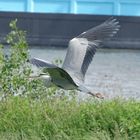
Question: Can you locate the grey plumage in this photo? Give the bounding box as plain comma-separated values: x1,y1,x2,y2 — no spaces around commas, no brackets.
30,18,120,98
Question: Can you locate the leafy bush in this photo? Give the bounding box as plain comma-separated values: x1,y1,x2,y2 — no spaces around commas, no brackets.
0,19,51,100
0,19,29,98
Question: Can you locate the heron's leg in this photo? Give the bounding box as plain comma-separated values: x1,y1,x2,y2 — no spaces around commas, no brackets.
78,85,104,99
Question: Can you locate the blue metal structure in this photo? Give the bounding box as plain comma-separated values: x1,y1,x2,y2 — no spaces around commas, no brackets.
0,0,140,16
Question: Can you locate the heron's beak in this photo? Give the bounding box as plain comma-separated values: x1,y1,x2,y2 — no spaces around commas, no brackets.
29,73,47,79
29,75,40,78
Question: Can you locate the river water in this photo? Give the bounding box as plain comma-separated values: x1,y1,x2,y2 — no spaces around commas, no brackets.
30,47,140,99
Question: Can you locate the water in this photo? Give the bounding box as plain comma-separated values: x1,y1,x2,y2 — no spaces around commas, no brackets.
30,47,140,99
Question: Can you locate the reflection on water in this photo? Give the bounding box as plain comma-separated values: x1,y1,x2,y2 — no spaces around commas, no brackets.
30,47,140,99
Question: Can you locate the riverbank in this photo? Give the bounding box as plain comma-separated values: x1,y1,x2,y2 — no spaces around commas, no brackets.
0,96,140,140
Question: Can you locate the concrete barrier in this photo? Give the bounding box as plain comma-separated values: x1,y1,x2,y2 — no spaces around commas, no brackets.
0,12,140,49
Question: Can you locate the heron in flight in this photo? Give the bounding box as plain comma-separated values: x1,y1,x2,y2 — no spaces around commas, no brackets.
30,18,120,98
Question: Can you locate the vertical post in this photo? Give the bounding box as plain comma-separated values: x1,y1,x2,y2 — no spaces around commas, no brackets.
26,0,34,12
114,0,119,15
70,0,77,14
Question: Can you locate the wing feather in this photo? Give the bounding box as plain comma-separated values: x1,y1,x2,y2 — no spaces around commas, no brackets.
62,18,120,82
78,18,120,41
30,58,57,68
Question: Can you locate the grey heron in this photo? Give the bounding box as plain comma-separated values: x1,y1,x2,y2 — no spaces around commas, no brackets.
30,18,120,99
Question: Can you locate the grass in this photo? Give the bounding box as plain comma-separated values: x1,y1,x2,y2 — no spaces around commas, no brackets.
0,97,140,140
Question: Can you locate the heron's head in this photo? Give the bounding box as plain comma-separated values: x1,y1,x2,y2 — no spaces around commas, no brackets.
29,73,52,87
39,73,51,80
29,73,50,80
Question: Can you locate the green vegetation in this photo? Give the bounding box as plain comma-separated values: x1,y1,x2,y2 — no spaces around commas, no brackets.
0,19,51,100
0,20,140,140
1,97,140,140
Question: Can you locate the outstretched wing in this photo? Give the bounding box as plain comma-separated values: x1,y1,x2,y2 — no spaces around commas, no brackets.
30,58,58,68
62,18,120,82
77,18,119,41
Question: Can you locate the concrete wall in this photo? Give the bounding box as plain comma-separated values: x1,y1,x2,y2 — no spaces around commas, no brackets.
0,12,140,49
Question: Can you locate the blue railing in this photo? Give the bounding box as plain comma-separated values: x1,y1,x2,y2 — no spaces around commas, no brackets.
0,0,140,16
